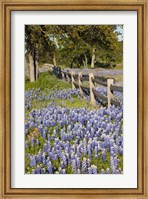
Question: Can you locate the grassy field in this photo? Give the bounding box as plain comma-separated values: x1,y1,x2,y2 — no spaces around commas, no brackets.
25,71,123,174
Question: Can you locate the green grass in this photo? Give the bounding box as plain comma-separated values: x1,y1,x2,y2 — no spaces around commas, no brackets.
25,71,71,92
98,74,123,83
112,64,123,70
96,63,123,70
53,97,92,109
117,154,123,170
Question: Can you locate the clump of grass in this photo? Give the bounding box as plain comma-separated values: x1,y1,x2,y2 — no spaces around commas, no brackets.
25,71,71,92
54,97,92,109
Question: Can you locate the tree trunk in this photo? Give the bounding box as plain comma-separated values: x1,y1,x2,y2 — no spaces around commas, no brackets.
91,48,96,68
84,54,88,68
25,55,29,78
53,53,56,66
83,60,85,68
33,49,37,81
35,59,39,80
29,52,35,82
35,49,39,80
70,60,73,68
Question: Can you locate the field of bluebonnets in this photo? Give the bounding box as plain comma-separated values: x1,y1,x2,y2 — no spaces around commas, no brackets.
25,70,123,174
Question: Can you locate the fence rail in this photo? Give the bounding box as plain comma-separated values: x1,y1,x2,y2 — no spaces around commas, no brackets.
92,88,120,106
80,85,90,94
52,66,123,107
80,76,89,82
110,85,123,92
73,82,79,88
92,88,108,102
92,79,107,87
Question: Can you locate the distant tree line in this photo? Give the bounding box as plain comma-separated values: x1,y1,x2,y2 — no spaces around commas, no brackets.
25,25,123,82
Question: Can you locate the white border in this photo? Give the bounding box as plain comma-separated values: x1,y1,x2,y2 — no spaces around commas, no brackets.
11,11,137,188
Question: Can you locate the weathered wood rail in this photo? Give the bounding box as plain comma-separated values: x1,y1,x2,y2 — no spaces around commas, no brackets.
52,66,123,107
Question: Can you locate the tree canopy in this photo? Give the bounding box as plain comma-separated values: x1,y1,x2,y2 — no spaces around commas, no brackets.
25,25,123,81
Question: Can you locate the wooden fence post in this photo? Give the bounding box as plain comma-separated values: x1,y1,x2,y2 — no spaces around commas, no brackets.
55,66,57,76
89,73,97,107
71,71,76,89
66,71,70,82
59,67,62,79
61,69,65,79
107,79,114,108
78,72,83,96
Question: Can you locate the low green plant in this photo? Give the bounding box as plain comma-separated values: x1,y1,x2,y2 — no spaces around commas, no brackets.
25,71,71,91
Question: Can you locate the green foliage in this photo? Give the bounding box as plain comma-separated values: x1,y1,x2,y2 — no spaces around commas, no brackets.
66,164,74,174
117,154,123,170
25,25,48,55
25,71,71,91
25,25,123,71
51,160,60,172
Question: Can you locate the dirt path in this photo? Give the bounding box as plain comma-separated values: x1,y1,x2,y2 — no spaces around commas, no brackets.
64,68,122,75
64,68,123,86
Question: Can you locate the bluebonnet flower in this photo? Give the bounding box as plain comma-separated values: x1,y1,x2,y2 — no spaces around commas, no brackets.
110,156,119,174
61,169,66,174
25,141,28,148
41,168,46,174
30,137,34,147
106,168,110,174
72,159,77,174
91,165,98,174
32,169,36,174
87,159,91,167
101,169,105,174
44,143,48,153
87,144,91,158
25,87,123,174
30,155,36,167
36,165,41,174
102,149,106,162
62,154,67,166
25,129,28,134
47,161,53,174
42,152,46,164
43,130,46,138
30,121,35,129
60,161,64,169
82,158,87,174
36,149,42,163
76,156,80,168
36,139,39,145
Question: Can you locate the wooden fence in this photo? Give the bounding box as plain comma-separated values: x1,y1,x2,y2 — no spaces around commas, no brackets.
52,66,123,107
